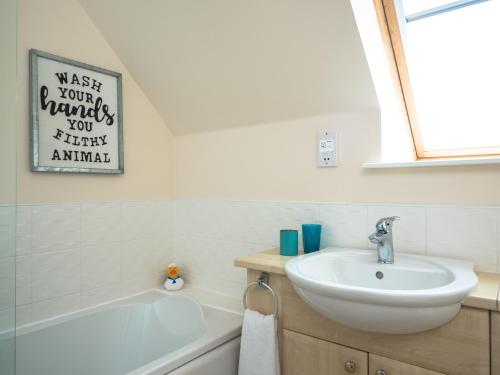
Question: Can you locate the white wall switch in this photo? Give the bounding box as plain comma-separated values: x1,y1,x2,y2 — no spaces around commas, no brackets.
317,130,337,167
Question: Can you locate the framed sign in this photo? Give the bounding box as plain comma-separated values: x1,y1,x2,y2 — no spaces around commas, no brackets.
30,49,123,174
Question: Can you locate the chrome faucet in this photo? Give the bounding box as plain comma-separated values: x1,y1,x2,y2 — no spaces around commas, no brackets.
368,216,400,264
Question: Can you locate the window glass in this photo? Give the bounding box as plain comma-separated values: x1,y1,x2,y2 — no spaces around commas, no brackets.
401,0,500,152
401,0,455,15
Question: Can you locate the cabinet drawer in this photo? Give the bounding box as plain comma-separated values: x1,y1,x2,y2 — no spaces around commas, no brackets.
369,354,444,375
282,329,368,375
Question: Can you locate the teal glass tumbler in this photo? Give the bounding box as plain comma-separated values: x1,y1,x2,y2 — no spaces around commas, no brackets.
280,229,298,256
302,224,321,253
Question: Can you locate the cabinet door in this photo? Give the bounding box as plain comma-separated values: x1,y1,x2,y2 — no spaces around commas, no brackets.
493,312,500,375
369,354,444,375
282,329,368,375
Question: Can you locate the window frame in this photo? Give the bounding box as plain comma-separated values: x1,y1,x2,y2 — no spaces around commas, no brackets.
374,0,500,159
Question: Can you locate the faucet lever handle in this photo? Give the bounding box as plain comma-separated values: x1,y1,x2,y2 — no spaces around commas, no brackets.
375,216,400,233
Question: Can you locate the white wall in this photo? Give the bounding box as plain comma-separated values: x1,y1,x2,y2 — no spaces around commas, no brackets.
173,112,500,298
12,0,500,320
0,0,17,203
78,0,378,135
0,4,17,373
175,112,500,205
17,0,176,203
6,0,177,325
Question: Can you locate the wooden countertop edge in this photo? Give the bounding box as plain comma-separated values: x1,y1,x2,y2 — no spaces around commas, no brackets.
234,252,287,275
463,295,498,311
465,271,500,311
234,249,500,311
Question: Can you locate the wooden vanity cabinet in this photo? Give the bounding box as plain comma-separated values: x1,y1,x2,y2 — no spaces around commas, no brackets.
246,269,491,375
281,329,444,375
369,354,444,375
282,329,368,375
493,312,500,375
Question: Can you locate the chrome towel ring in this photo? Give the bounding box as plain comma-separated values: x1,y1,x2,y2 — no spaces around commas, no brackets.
243,272,279,317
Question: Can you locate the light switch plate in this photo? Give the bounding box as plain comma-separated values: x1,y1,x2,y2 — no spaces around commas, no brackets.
317,130,337,167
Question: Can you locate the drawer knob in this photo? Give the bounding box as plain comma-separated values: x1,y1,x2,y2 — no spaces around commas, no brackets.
344,360,357,373
375,370,387,375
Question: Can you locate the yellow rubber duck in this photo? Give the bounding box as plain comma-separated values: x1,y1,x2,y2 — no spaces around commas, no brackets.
163,263,184,291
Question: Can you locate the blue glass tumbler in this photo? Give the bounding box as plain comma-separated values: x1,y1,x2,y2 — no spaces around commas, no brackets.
302,224,321,253
280,229,298,256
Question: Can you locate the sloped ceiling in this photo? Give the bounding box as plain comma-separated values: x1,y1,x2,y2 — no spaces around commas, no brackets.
78,0,377,135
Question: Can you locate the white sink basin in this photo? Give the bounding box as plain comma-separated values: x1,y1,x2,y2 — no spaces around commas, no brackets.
285,248,478,334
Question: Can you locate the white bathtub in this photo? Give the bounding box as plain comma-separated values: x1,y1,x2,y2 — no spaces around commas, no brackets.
15,290,243,375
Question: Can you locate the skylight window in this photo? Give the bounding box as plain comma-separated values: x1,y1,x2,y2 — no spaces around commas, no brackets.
378,0,500,158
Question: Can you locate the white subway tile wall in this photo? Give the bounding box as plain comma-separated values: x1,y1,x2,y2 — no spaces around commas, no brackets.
426,207,498,272
0,204,16,331
0,205,16,259
172,199,500,300
320,204,368,248
7,199,173,327
497,217,500,273
3,199,500,327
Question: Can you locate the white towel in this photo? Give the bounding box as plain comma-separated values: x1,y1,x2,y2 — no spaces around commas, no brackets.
238,309,281,375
